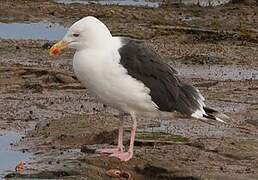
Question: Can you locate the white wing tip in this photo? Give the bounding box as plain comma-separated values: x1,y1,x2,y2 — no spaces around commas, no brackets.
191,109,205,119
215,117,226,123
191,110,227,124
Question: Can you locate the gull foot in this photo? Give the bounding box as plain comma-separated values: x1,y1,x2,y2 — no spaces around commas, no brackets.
96,148,123,154
109,152,133,161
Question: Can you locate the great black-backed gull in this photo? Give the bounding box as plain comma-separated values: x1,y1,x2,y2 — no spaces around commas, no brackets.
49,16,226,161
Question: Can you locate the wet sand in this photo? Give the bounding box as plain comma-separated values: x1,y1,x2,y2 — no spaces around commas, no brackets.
0,0,258,179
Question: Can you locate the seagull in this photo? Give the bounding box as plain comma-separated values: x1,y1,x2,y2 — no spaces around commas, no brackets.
49,16,226,161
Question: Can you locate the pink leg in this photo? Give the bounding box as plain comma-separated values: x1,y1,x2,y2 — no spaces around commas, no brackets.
110,112,137,161
96,121,124,154
117,121,124,150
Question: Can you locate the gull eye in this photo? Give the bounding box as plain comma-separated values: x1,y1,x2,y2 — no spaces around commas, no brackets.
73,33,80,37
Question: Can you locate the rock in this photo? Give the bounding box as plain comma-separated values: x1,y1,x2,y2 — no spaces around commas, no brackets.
53,73,77,84
135,164,200,180
93,130,117,145
5,170,80,179
81,145,96,154
23,80,43,93
42,42,53,49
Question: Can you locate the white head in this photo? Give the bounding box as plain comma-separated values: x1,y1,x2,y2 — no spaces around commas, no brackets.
49,16,113,56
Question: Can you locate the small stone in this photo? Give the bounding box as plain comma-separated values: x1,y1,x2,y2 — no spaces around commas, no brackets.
15,162,25,173
49,11,55,16
81,145,96,154
42,42,52,49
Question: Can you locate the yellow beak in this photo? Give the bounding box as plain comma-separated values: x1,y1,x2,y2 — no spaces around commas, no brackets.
49,41,68,57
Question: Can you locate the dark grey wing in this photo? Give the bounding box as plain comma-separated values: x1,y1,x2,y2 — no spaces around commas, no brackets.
118,39,202,116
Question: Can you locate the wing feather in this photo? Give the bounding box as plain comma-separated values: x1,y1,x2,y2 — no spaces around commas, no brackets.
118,39,198,115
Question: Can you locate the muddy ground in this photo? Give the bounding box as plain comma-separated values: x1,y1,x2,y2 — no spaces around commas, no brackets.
1,0,258,179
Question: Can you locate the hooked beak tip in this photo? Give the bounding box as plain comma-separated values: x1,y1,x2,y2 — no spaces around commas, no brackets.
49,41,68,57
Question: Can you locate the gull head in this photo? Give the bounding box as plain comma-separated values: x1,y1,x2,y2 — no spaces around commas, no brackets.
49,16,112,56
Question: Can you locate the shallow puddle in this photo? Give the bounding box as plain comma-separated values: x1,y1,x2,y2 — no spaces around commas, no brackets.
0,131,30,178
55,0,161,8
181,0,231,6
174,64,258,81
0,22,67,40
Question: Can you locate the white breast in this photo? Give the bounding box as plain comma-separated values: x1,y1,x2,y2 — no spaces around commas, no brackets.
73,48,158,114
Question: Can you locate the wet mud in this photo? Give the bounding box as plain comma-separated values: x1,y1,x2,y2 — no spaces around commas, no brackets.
0,0,258,179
